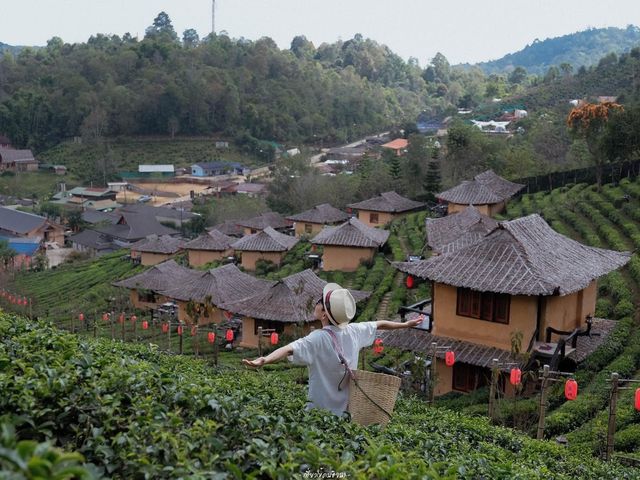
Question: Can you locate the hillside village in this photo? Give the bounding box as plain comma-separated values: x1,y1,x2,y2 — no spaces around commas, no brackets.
3,9,640,478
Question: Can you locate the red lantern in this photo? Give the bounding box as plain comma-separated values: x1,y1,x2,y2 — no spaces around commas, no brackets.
9,295,14,304
565,379,578,401
142,320,149,330
445,350,455,367
78,313,85,322
162,323,169,334
510,368,522,386
225,329,234,342
118,313,125,324
207,332,215,344
102,313,109,322
406,275,415,289
131,315,137,324
191,326,198,336
23,297,28,306
373,338,383,355
270,332,279,345
177,325,183,336
635,388,640,411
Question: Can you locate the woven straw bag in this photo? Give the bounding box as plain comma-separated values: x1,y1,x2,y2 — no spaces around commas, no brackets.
348,369,401,426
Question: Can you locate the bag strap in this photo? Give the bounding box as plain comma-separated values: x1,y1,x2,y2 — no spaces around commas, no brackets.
322,328,393,420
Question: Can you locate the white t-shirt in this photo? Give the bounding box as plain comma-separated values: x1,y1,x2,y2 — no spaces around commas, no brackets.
290,322,377,415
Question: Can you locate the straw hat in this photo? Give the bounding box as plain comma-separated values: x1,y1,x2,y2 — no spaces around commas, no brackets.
322,283,356,329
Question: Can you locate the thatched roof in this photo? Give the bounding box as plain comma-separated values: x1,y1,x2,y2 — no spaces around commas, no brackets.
395,214,630,296
209,220,244,237
312,217,389,248
113,260,200,291
129,235,185,254
380,327,525,369
222,269,370,323
162,264,273,304
348,191,425,213
184,229,234,251
287,203,350,225
236,212,292,231
437,170,524,205
426,205,498,254
231,227,299,252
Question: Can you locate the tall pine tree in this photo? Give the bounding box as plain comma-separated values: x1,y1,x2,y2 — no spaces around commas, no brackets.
423,159,441,202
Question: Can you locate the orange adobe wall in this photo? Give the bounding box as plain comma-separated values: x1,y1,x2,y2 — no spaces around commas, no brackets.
321,246,376,272
355,210,395,227
187,249,232,267
239,251,285,270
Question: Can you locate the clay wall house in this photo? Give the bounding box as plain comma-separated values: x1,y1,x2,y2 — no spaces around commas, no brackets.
0,148,38,172
236,212,293,235
113,260,199,310
436,170,524,216
390,214,630,396
286,203,350,238
184,229,235,267
347,191,425,227
129,235,185,266
231,227,299,270
222,269,370,349
312,217,389,272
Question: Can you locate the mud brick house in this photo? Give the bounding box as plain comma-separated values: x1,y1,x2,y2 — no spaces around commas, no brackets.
231,227,299,270
184,229,235,267
312,217,389,272
287,203,350,238
436,170,524,216
236,212,293,235
129,235,185,266
348,191,425,227
390,214,630,395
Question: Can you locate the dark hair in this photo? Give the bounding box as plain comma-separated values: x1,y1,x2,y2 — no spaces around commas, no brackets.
316,297,324,308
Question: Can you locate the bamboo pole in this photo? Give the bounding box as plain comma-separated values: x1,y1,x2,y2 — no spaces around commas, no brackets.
536,365,550,440
429,342,437,404
258,326,263,357
605,372,619,461
488,358,500,421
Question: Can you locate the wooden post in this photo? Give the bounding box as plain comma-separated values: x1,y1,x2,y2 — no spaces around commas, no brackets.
121,314,125,342
194,326,200,357
214,324,219,367
179,322,184,355
258,326,263,357
132,317,136,341
110,314,115,341
167,317,172,353
537,365,550,440
606,372,620,461
488,358,500,421
71,312,75,334
429,342,437,404
93,317,97,338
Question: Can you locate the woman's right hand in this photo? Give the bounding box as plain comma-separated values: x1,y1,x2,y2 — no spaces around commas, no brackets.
242,357,266,368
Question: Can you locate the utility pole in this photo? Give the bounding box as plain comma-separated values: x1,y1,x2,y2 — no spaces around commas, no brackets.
212,0,216,35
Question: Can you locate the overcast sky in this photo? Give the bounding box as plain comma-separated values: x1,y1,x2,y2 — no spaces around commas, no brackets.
3,0,640,65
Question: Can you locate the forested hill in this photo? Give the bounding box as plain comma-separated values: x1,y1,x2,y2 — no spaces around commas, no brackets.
0,42,24,55
0,14,430,152
471,26,640,75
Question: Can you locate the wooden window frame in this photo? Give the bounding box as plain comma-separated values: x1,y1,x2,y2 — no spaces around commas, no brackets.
369,212,379,224
254,319,285,335
304,223,313,234
456,288,510,324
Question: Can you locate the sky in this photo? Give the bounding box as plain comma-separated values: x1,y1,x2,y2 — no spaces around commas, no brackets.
2,0,640,65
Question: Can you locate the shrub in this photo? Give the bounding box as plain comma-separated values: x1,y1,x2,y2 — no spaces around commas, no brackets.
613,299,635,318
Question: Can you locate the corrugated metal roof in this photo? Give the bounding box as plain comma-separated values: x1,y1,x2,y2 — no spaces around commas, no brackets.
0,207,47,234
138,165,175,173
0,148,35,163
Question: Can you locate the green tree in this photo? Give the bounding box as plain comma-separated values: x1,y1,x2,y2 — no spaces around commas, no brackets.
422,159,441,202
182,29,200,48
145,12,178,42
508,66,527,84
567,102,623,187
0,240,16,270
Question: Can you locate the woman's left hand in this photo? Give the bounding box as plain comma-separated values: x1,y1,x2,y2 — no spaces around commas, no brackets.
242,357,266,368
